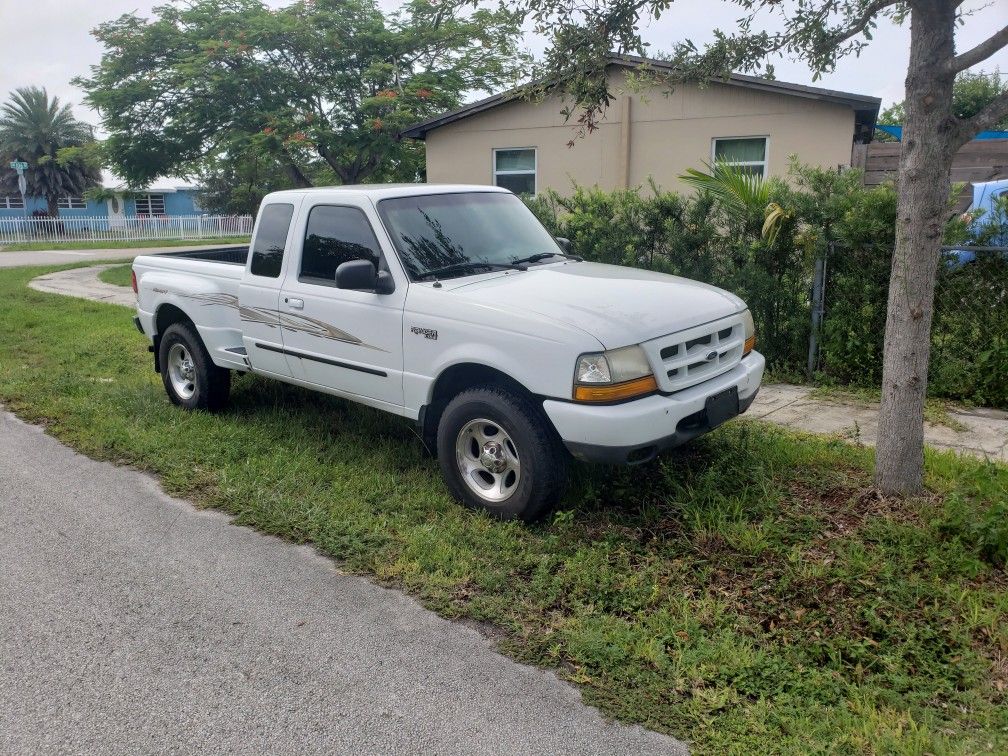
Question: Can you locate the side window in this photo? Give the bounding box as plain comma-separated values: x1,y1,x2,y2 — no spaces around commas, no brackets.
300,205,382,283
250,203,295,278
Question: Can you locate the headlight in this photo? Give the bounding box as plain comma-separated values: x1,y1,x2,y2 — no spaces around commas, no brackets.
742,309,756,356
573,345,657,402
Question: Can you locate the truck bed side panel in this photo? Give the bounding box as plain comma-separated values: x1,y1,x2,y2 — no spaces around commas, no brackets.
133,255,247,371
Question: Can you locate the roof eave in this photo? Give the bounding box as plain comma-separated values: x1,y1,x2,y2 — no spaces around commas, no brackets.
402,55,881,140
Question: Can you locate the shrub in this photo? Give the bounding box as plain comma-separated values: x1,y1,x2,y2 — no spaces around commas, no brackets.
525,164,1007,408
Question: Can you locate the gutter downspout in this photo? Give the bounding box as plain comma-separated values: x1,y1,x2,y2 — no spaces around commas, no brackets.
618,96,631,189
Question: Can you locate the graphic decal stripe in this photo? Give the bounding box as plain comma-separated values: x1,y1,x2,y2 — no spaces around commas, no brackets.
164,290,386,352
254,343,387,377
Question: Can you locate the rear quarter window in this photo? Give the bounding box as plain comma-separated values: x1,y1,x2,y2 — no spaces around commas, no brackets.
249,203,295,278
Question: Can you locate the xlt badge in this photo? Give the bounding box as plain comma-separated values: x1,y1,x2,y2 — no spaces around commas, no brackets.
411,326,438,341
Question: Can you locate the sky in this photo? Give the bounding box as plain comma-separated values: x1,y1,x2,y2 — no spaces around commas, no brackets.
1,0,1007,130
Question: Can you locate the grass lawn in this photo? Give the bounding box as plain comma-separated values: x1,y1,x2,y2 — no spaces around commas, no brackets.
98,263,133,288
0,236,250,252
1,263,1006,755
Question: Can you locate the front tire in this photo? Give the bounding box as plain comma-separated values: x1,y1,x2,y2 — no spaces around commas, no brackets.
159,322,230,411
436,387,567,522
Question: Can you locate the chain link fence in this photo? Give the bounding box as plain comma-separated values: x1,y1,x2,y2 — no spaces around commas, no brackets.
811,244,1008,408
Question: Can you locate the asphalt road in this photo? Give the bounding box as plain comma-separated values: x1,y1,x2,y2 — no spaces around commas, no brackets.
0,411,685,755
0,244,233,268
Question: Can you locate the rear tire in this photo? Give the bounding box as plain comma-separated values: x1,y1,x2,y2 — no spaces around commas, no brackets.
159,322,231,411
436,387,567,522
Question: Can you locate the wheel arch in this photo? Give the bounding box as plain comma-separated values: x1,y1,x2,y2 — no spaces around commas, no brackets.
419,362,538,451
152,303,198,373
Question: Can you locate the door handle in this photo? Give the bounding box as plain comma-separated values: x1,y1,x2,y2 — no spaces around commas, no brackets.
284,297,304,310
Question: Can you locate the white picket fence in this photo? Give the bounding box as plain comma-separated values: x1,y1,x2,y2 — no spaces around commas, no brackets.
0,214,254,245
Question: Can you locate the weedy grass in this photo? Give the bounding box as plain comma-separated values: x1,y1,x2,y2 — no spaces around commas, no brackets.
0,236,250,252
1,263,1006,755
98,264,133,288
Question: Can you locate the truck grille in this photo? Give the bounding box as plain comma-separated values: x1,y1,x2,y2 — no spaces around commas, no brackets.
643,313,746,393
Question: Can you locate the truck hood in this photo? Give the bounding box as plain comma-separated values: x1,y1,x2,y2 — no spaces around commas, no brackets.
445,261,745,348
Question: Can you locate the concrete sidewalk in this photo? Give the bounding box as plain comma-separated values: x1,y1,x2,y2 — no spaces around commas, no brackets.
750,385,1008,462
29,264,136,307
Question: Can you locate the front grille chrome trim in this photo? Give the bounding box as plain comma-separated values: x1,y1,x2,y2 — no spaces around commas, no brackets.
641,313,747,393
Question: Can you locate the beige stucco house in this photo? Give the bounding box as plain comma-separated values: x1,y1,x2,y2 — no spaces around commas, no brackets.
404,56,880,196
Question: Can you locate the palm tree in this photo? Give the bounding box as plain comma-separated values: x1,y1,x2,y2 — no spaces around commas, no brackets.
0,87,101,216
680,161,790,244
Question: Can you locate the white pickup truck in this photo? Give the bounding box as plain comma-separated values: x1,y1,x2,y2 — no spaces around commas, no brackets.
132,185,764,520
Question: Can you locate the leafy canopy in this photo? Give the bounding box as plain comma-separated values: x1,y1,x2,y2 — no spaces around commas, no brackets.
878,69,1008,135
77,0,529,187
0,86,101,214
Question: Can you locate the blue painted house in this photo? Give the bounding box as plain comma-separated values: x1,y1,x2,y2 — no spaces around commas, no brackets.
0,180,202,221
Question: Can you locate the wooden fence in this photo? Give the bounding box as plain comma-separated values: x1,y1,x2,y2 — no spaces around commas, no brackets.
0,214,254,245
852,139,1008,212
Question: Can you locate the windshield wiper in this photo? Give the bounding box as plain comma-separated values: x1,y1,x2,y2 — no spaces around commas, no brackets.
417,260,526,281
509,251,583,266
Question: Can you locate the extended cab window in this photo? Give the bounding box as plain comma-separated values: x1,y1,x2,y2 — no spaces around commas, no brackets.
300,205,382,283
249,203,295,278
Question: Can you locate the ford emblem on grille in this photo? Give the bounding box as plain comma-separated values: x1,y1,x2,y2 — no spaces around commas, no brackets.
705,350,718,361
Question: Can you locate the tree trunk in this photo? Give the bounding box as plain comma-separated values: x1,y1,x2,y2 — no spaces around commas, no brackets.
875,1,958,494
46,195,60,217
279,151,313,188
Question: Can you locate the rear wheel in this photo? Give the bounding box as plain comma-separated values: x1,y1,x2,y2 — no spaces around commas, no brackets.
436,387,567,522
159,322,230,411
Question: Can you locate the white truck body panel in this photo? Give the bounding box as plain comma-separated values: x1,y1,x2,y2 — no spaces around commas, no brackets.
133,183,765,463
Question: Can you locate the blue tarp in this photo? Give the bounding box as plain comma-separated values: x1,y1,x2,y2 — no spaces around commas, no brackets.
949,178,1008,264
876,124,1008,141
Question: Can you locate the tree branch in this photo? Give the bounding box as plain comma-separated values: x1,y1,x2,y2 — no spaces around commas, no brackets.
279,151,312,188
947,24,1008,74
822,0,902,51
952,87,1008,149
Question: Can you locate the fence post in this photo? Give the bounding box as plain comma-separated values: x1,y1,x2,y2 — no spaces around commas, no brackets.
807,241,829,379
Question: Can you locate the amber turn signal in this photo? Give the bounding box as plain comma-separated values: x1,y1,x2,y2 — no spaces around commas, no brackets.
743,335,756,356
574,375,658,403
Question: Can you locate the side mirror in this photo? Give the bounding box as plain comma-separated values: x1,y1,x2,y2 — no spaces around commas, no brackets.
556,237,572,253
334,259,395,294
375,269,395,295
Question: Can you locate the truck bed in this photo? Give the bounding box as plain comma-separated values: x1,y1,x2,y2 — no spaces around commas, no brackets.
154,245,249,265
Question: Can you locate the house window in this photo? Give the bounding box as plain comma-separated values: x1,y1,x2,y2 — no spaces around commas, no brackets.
493,148,536,195
2,196,24,209
135,193,167,216
712,137,768,178
57,196,87,210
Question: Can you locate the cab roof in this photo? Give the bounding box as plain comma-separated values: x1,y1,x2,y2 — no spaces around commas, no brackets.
263,183,511,202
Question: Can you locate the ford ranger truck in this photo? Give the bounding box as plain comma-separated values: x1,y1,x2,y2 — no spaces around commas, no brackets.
131,185,764,521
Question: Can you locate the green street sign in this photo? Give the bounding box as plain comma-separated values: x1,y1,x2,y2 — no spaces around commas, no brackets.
9,161,28,171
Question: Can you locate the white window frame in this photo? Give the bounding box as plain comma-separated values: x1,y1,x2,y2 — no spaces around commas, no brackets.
711,136,769,178
57,196,87,210
492,147,537,196
2,196,25,209
135,193,167,216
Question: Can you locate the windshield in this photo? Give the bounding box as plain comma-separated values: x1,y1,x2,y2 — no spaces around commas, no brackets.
377,192,563,281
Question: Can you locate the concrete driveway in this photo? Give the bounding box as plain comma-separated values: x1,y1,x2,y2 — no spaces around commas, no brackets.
0,411,684,755
0,244,237,268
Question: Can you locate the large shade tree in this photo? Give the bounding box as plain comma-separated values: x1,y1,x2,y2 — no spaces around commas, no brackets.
0,87,102,216
513,0,1008,494
76,0,528,188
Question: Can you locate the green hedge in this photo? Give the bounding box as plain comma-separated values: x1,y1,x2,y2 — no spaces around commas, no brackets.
525,166,1008,408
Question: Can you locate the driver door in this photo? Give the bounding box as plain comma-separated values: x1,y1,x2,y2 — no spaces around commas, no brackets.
278,202,406,408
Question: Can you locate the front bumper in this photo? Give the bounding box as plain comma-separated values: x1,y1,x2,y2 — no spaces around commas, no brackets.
543,351,765,464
